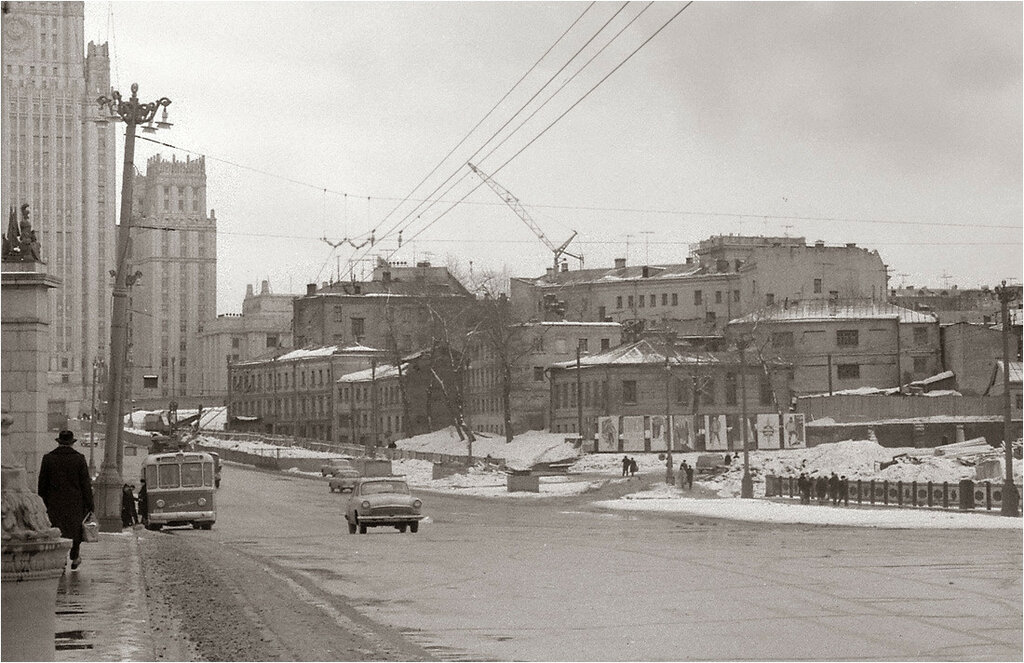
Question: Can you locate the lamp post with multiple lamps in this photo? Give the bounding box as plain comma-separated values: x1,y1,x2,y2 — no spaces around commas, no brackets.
92,83,172,532
88,357,104,475
995,281,1020,517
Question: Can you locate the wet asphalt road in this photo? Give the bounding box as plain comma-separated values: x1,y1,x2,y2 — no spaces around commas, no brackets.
149,463,1022,661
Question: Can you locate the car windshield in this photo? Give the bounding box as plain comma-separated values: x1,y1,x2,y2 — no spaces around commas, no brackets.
359,481,409,495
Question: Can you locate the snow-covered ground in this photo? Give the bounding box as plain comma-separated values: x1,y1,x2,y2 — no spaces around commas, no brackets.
193,429,1021,529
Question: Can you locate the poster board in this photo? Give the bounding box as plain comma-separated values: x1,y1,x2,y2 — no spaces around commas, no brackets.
649,415,668,451
704,414,728,451
621,416,646,451
671,415,695,451
782,413,806,448
756,413,781,450
598,416,619,452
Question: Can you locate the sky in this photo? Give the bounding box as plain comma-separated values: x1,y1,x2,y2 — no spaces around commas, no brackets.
83,1,1023,314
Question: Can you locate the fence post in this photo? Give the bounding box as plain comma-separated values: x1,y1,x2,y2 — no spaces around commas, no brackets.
897,480,903,506
883,480,889,505
927,481,933,507
869,479,875,504
912,480,917,507
986,481,992,510
943,482,949,509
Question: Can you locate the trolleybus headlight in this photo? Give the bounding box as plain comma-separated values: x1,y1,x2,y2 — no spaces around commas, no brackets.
155,499,165,508
361,500,371,509
413,499,422,509
197,497,207,506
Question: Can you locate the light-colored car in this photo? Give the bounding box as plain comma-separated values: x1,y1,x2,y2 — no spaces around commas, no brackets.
321,457,354,477
345,477,424,534
327,460,360,493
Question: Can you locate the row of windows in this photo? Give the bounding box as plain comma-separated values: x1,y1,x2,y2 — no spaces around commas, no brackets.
611,289,741,311
234,394,332,419
232,365,333,392
554,375,776,409
771,327,931,349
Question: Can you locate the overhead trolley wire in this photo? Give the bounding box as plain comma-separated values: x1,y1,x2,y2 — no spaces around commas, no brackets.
395,2,696,252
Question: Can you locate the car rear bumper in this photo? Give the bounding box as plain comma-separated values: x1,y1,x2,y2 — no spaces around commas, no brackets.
354,514,424,525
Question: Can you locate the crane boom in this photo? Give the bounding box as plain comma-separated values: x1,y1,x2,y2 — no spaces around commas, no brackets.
468,162,582,271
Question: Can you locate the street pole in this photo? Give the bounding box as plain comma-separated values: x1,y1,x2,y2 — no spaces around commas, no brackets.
664,353,674,486
88,359,102,475
997,281,1019,517
576,344,584,446
739,339,753,498
94,84,172,532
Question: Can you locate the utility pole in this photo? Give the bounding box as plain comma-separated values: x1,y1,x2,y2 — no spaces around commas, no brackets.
88,358,104,475
664,352,674,486
739,338,753,499
576,343,584,446
997,281,1019,517
94,84,172,532
370,358,378,456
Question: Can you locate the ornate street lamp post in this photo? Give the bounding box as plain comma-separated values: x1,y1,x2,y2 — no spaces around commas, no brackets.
995,281,1020,517
88,358,104,475
738,338,753,499
93,84,172,531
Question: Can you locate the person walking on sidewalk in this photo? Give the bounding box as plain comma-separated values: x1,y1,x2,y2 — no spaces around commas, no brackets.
121,484,138,527
621,455,630,477
38,430,95,570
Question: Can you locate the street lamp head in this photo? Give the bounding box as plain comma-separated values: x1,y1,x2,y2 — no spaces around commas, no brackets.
155,106,173,130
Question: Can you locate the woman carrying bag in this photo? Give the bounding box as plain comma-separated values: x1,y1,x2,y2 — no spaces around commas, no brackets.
38,430,96,570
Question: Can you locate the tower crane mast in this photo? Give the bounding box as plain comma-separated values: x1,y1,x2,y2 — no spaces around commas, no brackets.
468,162,582,271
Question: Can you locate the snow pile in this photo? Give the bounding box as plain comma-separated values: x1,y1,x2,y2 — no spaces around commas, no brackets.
595,491,1021,530
395,427,580,470
194,435,339,459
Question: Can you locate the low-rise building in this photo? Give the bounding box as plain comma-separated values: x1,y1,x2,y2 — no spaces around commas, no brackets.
227,344,384,438
728,300,940,397
335,350,457,447
547,338,796,452
985,361,1023,419
465,321,622,436
197,280,294,403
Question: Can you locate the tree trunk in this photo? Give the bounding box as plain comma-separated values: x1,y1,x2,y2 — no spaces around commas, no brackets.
502,362,513,443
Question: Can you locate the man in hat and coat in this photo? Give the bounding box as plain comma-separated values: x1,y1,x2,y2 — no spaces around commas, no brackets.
38,430,95,570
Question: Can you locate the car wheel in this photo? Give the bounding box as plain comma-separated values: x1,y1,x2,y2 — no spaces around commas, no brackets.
359,523,367,534
397,524,407,533
145,523,161,531
201,523,213,530
192,522,201,529
410,522,419,533
348,521,357,534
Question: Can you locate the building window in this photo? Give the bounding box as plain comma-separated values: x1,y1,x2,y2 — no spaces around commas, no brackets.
638,295,645,308
766,293,775,306
733,290,740,303
627,295,634,308
759,379,773,406
232,337,241,349
701,378,715,405
649,294,656,307
675,377,688,404
351,317,365,339
601,338,610,351
598,306,606,320
912,356,928,373
705,311,716,323
715,291,722,304
771,331,794,348
694,290,702,305
837,364,860,380
266,335,278,348
622,380,637,404
814,278,822,294
661,293,668,306
836,330,859,347
671,293,678,306
616,296,622,309
913,327,928,345
533,367,544,382
578,338,588,352
725,373,737,405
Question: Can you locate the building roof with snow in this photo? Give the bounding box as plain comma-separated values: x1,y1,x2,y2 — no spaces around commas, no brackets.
729,299,937,326
335,350,429,383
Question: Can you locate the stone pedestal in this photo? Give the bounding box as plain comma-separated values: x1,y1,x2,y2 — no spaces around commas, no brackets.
1,263,61,489
1,465,72,662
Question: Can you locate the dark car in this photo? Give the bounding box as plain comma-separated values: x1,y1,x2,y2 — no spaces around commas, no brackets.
345,477,423,534
327,459,360,493
321,457,355,477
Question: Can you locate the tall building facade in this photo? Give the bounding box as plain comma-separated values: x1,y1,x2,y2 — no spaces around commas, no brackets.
129,154,216,403
1,1,117,420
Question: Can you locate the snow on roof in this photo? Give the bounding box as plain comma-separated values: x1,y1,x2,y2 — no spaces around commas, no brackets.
532,321,622,327
552,339,719,369
337,343,385,352
999,361,1023,384
523,262,704,287
337,362,403,382
729,299,937,325
276,345,340,361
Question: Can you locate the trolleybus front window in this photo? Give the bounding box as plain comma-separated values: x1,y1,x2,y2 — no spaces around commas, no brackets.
158,464,180,488
181,463,204,487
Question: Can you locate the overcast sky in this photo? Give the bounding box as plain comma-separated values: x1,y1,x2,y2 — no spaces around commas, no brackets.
84,1,1022,314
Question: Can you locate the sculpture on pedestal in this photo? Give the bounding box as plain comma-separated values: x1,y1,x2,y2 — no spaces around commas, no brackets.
1,204,43,263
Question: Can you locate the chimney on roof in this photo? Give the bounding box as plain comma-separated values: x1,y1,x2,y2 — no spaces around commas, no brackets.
814,240,825,248
641,266,650,278
614,257,626,269
306,283,317,296
546,267,556,279
845,242,856,248
245,283,254,298
685,256,693,265
261,280,270,295
560,260,568,273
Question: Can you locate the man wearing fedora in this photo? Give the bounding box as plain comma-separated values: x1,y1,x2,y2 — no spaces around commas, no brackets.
38,430,95,570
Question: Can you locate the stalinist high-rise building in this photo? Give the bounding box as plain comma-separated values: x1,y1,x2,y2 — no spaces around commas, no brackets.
1,1,117,421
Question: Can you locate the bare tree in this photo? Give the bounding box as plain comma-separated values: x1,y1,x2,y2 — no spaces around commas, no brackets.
424,296,478,454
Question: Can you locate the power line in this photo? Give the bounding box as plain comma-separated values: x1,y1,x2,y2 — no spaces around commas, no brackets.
125,135,1022,232
397,2,696,251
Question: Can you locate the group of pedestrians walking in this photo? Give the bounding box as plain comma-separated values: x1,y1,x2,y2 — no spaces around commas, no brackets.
678,460,694,489
797,471,848,506
620,456,638,477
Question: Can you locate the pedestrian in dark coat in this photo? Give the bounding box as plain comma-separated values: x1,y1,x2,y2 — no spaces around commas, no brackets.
828,472,841,505
121,484,138,527
137,480,148,521
815,475,829,504
685,463,694,489
629,457,638,477
621,455,630,477
38,430,94,569
798,473,811,504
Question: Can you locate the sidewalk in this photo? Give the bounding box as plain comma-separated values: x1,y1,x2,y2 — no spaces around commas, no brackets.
53,528,152,662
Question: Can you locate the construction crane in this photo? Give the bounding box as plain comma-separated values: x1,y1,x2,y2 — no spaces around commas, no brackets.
468,162,582,271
